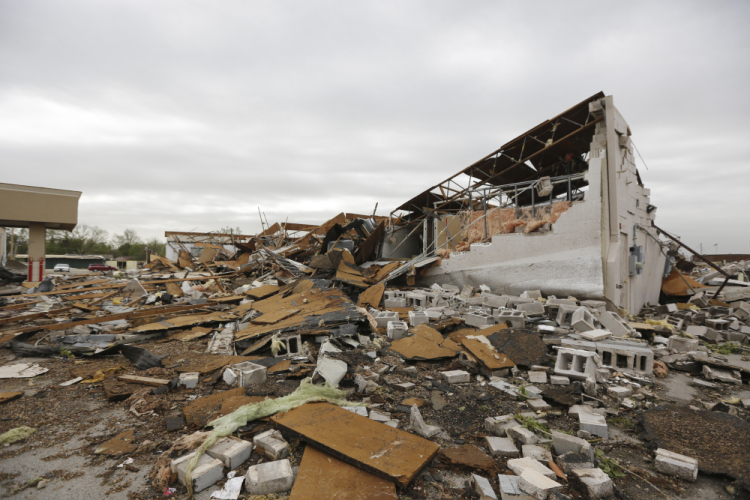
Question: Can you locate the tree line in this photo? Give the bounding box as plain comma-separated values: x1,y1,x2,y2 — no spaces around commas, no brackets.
4,226,166,261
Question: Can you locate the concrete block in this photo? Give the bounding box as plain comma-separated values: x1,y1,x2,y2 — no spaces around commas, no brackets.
656,304,678,314
374,310,398,328
555,304,579,327
688,292,710,308
555,451,595,475
486,436,520,458
581,300,607,314
171,451,223,492
496,309,526,328
275,335,302,357
410,404,442,438
521,290,543,299
607,386,632,399
569,405,606,417
384,298,406,308
472,473,498,499
179,372,199,389
253,430,290,461
226,361,267,387
527,399,551,411
314,356,347,387
599,311,635,338
206,437,252,469
483,294,509,309
667,336,699,353
655,448,698,482
518,302,546,319
245,459,294,495
405,291,428,307
393,382,416,391
369,410,392,422
578,412,608,439
386,320,409,340
733,301,750,320
571,307,596,332
507,457,556,479
554,348,600,381
522,444,552,462
408,310,429,327
342,406,368,417
498,475,536,500
571,468,613,499
702,365,742,385
518,468,563,499
596,341,653,375
549,375,569,385
666,316,684,331
578,329,611,342
551,431,593,461
528,371,548,384
508,296,535,308
485,415,520,436
441,370,470,384
466,311,496,327
507,426,538,445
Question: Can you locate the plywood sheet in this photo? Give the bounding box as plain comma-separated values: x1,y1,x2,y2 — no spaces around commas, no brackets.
273,402,439,488
245,284,281,300
358,283,385,309
662,269,706,296
461,337,515,370
290,445,398,500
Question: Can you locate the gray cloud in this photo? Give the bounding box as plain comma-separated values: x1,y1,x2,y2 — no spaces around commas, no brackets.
1,0,749,254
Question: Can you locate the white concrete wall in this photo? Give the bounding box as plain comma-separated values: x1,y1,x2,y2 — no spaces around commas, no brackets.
599,97,664,314
424,159,605,299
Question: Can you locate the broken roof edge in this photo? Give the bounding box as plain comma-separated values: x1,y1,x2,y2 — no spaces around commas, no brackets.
392,91,606,215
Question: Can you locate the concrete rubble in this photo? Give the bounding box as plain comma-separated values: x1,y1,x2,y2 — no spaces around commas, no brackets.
1,94,749,499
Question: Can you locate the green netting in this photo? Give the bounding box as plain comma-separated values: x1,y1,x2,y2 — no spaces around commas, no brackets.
184,377,360,496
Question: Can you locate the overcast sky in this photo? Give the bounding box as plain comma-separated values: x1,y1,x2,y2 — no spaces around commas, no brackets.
2,1,749,254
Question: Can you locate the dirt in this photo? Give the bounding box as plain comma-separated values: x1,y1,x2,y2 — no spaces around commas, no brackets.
641,404,750,488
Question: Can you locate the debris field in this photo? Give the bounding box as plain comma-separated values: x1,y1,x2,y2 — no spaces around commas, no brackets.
1,231,749,500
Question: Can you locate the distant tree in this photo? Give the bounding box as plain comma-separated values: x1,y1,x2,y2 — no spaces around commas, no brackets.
112,229,143,258
4,228,29,257
144,237,166,257
217,227,242,235
47,224,110,255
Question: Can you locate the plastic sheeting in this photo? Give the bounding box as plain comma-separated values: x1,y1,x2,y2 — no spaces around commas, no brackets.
184,378,360,495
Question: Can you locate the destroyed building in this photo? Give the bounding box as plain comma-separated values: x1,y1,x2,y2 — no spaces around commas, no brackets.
388,93,665,315
0,95,749,500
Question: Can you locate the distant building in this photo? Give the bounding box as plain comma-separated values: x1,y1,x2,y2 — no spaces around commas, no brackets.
15,254,105,270
691,254,750,265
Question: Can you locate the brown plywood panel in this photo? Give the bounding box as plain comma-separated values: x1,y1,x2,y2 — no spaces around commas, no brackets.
245,284,281,300
273,402,439,488
290,445,398,500
461,337,515,371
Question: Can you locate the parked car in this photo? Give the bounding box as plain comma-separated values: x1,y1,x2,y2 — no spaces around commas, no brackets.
88,263,117,271
53,263,70,272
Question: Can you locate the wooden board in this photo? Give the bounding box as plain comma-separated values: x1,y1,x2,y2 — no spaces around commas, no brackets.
289,445,397,500
273,402,439,488
117,375,171,386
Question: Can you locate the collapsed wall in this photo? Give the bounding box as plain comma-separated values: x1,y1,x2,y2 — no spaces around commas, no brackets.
402,94,665,314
